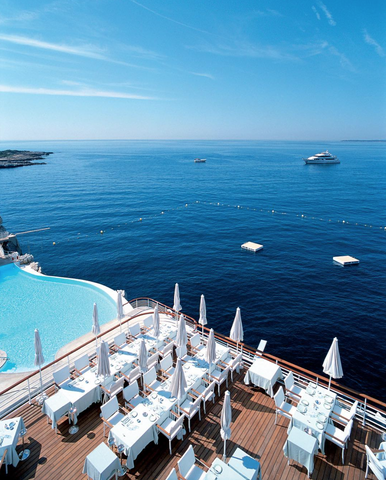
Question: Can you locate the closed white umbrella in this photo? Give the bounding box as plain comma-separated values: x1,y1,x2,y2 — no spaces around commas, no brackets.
199,294,207,338
117,291,124,332
34,329,47,405
176,314,188,348
153,303,160,338
97,340,111,378
205,328,217,378
173,283,181,320
138,338,148,374
221,390,232,461
322,337,343,390
92,303,100,348
169,357,187,408
230,307,244,351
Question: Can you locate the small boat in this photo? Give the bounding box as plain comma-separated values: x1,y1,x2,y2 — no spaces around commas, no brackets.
303,150,340,164
194,158,206,163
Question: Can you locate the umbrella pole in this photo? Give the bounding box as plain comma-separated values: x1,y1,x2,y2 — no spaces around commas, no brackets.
39,366,43,394
119,318,122,332
328,376,332,390
223,438,226,462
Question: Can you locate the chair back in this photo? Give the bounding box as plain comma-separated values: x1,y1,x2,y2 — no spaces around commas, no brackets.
257,339,267,353
284,371,295,391
123,382,139,402
114,332,126,348
53,365,70,385
129,323,141,337
177,445,195,479
190,333,200,349
220,366,230,381
176,344,187,359
129,366,141,382
108,376,124,397
234,352,243,367
162,341,174,357
348,400,358,419
143,366,156,386
191,395,201,412
74,354,89,371
274,387,285,408
160,354,173,372
147,352,159,368
165,468,179,480
143,316,153,329
171,413,185,437
365,445,385,480
204,381,216,398
101,396,119,420
343,419,354,443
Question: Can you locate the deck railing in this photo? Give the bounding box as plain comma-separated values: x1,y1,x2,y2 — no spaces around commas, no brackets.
1,297,385,437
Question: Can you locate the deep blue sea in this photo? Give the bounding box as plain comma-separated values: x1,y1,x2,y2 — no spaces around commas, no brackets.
0,140,385,400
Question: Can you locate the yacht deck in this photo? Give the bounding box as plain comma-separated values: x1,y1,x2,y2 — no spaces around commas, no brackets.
0,371,382,480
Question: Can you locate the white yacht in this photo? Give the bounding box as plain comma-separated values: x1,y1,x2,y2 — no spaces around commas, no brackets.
304,150,340,164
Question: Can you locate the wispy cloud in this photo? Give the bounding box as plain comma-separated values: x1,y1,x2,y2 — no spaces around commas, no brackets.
0,84,157,100
328,45,354,71
312,6,321,21
363,29,385,57
190,72,215,80
188,40,299,62
0,33,147,68
0,10,39,25
318,2,336,26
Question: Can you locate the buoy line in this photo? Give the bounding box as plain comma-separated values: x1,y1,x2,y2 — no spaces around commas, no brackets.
45,200,385,246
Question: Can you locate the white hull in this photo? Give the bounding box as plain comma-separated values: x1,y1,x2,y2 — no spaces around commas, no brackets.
304,159,340,164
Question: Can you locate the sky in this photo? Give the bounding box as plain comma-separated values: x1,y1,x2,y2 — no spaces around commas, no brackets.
0,0,385,141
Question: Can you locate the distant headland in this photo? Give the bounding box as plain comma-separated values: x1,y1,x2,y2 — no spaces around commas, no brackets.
0,150,53,169
341,140,386,142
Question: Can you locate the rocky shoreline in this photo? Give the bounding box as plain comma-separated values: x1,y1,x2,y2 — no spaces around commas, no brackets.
0,149,53,168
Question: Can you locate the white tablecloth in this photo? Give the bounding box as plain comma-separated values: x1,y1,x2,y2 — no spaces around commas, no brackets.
82,442,120,480
60,367,102,415
244,357,282,397
227,447,261,480
0,417,25,468
204,458,244,480
42,390,71,429
283,426,319,476
196,342,229,364
289,383,336,454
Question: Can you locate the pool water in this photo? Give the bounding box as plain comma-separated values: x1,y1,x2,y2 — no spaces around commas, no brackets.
0,263,118,371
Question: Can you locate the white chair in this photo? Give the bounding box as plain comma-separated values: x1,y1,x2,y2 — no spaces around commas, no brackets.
112,332,127,351
365,445,386,480
176,344,190,362
192,380,216,414
177,445,207,480
101,376,125,403
255,339,267,356
147,351,159,370
165,467,179,480
331,400,358,425
208,365,229,396
157,340,174,358
74,354,90,375
53,365,71,389
189,333,204,354
128,323,141,339
142,316,153,333
284,371,304,400
157,411,186,455
159,354,175,378
324,419,353,464
179,395,201,432
221,352,243,382
100,396,126,437
273,387,297,424
143,366,162,392
123,382,145,409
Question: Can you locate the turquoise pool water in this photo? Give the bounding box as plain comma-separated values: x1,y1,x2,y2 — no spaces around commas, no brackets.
0,263,118,372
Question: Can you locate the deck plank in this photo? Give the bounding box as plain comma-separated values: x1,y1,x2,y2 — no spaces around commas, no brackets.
0,371,382,480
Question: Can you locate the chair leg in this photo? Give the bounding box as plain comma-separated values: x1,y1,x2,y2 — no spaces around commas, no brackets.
365,460,368,478
203,402,206,414
275,411,277,425
188,418,191,432
169,439,172,455
342,447,344,465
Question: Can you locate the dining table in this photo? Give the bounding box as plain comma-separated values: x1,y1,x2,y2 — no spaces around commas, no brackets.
82,441,121,480
289,382,336,453
283,426,319,477
227,447,262,480
42,389,72,431
244,356,282,397
0,417,25,470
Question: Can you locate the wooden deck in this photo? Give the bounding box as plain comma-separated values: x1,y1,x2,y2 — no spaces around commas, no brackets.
0,371,382,480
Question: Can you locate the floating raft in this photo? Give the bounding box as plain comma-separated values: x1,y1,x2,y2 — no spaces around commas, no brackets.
241,242,263,252
333,255,360,266
0,350,8,369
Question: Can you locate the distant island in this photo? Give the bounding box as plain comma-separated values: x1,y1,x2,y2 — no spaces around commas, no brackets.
341,140,386,142
0,150,53,169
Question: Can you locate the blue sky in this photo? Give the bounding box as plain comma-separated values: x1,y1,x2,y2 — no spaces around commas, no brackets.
0,0,385,140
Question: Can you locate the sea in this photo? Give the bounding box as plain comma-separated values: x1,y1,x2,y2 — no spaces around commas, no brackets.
0,140,385,400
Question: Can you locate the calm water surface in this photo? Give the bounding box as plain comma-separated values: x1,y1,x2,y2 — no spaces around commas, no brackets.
0,140,385,399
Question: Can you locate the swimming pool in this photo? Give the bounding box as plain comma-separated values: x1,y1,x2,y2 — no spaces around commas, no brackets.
0,263,118,372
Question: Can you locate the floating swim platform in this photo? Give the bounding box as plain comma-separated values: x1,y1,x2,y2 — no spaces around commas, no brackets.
333,255,359,266
241,242,263,252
